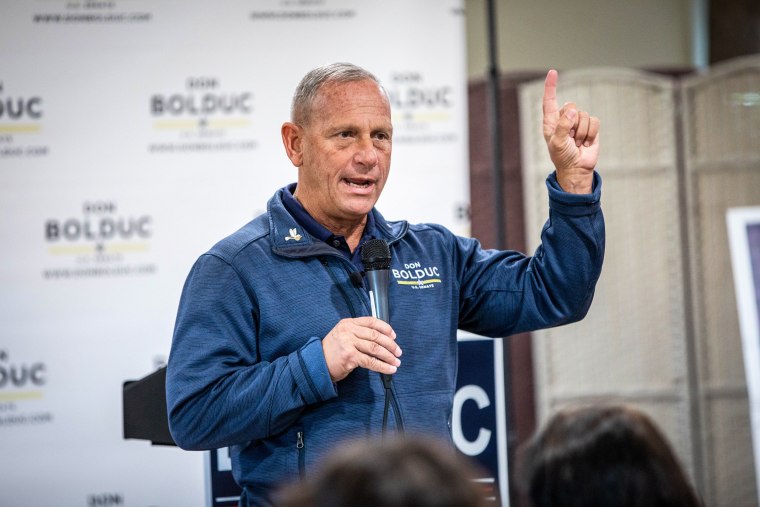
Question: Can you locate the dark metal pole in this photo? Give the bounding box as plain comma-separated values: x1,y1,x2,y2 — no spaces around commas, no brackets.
487,0,506,249
486,1,517,505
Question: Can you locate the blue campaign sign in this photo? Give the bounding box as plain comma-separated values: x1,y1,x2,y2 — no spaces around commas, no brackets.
207,336,509,507
207,448,240,507
454,336,509,505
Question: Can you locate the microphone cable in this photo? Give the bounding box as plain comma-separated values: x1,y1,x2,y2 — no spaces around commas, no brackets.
361,239,405,436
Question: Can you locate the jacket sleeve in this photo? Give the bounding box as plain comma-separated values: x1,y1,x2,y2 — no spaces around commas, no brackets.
165,253,337,451
456,171,604,337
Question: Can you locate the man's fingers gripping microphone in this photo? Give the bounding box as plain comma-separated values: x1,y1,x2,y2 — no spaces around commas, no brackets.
322,318,401,381
355,330,402,374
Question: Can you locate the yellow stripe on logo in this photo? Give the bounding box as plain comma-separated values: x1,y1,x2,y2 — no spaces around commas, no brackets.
0,391,44,401
47,242,150,255
0,124,42,133
153,118,251,130
208,118,251,128
47,245,95,255
152,120,200,130
396,279,442,285
391,112,451,122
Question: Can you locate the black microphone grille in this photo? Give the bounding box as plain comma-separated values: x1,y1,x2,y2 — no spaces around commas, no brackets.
361,239,391,270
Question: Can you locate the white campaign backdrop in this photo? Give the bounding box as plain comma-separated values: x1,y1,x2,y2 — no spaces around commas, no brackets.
0,1,473,506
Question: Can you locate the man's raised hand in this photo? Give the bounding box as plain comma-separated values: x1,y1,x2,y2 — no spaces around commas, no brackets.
542,69,600,194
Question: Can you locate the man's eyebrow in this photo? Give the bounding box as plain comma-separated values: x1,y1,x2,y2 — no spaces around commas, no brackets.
327,120,392,133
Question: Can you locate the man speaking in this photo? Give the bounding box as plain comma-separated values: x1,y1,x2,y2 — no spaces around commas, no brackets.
166,62,604,506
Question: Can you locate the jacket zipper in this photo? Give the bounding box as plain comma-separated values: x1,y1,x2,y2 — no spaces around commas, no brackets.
320,257,361,317
296,430,305,477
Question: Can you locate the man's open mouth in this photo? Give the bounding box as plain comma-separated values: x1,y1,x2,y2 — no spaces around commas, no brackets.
344,178,373,189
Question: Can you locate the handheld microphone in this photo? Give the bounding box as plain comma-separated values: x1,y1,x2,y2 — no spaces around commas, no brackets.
361,239,404,435
361,239,391,323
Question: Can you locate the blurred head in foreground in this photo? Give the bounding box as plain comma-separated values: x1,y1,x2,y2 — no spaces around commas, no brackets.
277,436,490,507
518,404,703,507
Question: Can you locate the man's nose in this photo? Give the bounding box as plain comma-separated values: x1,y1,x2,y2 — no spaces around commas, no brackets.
353,137,378,167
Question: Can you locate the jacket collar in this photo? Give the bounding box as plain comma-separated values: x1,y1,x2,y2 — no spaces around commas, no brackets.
267,185,407,258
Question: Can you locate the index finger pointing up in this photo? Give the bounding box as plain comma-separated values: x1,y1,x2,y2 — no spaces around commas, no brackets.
543,69,559,119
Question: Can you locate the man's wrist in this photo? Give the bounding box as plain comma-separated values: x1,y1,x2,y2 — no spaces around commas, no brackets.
556,169,594,194
546,172,601,217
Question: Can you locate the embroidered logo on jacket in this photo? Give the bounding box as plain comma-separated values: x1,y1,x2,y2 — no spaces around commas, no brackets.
392,261,442,290
284,228,302,241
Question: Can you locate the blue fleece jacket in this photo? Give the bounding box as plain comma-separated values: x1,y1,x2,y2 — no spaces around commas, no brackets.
166,172,604,506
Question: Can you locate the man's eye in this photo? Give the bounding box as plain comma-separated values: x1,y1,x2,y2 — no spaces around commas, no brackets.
338,131,352,138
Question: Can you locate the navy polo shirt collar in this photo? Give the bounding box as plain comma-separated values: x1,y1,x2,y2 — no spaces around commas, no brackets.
281,183,377,268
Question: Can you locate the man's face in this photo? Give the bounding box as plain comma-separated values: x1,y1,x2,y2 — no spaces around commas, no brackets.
287,79,393,230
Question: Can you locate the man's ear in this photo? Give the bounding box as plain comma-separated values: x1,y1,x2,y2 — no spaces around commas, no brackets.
281,122,303,167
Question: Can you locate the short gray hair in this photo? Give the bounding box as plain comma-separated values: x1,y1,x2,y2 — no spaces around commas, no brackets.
291,62,381,125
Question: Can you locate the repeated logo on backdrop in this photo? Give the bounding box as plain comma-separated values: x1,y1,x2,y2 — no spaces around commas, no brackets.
30,0,151,25
0,81,49,159
148,76,258,154
43,200,157,280
0,349,53,428
386,70,458,144
249,0,356,21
